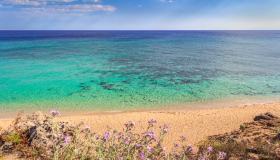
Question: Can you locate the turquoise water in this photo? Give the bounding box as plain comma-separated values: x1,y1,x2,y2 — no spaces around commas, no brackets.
0,31,280,111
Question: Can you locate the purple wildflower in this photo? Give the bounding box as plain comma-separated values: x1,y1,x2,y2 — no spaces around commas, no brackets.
147,146,153,152
124,121,135,129
117,132,123,140
103,131,110,141
96,135,100,140
185,145,193,153
160,124,169,134
148,119,157,126
198,155,207,160
124,137,130,144
207,146,213,153
174,153,181,159
135,144,141,148
139,152,145,160
174,143,179,148
217,151,227,160
64,135,71,144
144,131,156,139
50,109,60,117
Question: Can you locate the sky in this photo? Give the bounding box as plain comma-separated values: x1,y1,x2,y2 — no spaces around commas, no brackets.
0,0,280,30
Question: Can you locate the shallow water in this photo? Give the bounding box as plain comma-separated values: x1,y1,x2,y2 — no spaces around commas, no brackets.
0,31,280,111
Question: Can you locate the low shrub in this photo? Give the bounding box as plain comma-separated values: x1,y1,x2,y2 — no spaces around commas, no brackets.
4,111,280,159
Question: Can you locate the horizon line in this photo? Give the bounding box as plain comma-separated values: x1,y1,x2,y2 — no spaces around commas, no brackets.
0,29,280,31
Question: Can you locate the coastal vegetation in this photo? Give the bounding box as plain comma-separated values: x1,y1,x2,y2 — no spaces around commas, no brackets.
1,111,280,160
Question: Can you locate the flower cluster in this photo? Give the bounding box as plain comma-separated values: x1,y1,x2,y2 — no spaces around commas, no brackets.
49,109,60,117
0,112,229,160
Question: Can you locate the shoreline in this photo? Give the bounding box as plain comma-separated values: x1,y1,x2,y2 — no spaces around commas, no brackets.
1,99,280,149
0,95,279,118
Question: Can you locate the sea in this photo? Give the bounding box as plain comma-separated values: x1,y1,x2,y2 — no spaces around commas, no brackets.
0,30,279,111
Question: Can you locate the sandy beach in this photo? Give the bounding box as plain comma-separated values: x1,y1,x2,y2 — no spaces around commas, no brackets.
1,101,280,149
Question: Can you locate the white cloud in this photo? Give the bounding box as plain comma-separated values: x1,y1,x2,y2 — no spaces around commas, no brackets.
159,0,175,3
1,0,116,13
24,4,116,13
3,0,43,6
